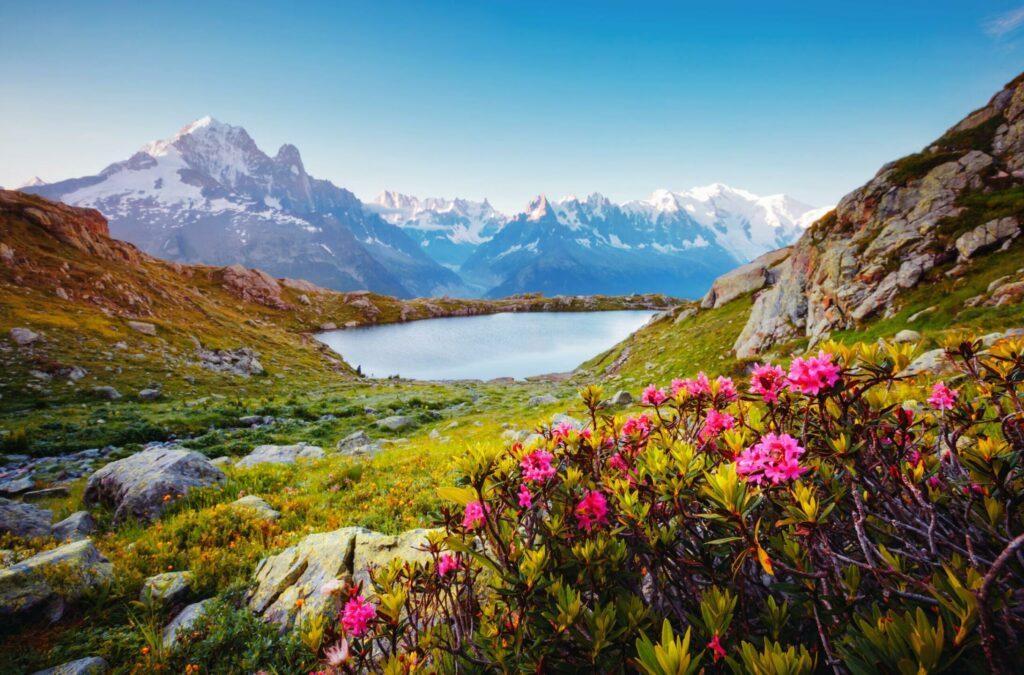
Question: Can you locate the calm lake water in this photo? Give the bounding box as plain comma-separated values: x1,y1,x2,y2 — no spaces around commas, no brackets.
316,310,656,381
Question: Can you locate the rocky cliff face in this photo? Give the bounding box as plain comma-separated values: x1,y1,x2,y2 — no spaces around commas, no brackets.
732,74,1024,357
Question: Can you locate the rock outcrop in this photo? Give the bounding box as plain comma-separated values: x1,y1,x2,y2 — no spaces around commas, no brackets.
30,656,109,675
234,443,326,468
701,247,791,309
0,539,113,622
84,448,225,523
220,264,291,310
0,497,52,538
248,526,438,630
51,511,97,542
731,74,1024,357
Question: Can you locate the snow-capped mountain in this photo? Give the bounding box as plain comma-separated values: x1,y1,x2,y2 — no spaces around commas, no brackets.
14,176,48,189
367,192,507,269
25,117,465,298
459,185,829,298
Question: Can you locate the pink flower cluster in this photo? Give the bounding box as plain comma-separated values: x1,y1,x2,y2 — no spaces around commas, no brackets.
551,421,577,439
641,384,667,405
700,409,735,441
928,381,958,410
517,483,533,509
749,363,786,403
671,372,737,401
520,449,556,483
463,500,490,530
736,432,808,485
437,553,461,577
786,351,840,395
621,414,652,438
341,595,377,638
574,490,609,531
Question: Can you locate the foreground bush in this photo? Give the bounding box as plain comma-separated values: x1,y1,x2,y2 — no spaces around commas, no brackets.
316,338,1024,673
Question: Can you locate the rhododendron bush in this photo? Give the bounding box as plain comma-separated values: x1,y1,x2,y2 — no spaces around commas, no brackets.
318,338,1024,673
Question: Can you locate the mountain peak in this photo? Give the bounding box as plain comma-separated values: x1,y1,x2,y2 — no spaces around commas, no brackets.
274,143,304,168
526,194,553,221
15,176,47,189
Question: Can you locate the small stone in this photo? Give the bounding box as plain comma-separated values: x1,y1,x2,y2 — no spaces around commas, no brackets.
91,386,122,400
140,571,193,606
551,413,584,430
893,329,922,343
22,487,70,501
30,656,109,675
51,511,96,542
609,390,633,406
137,388,161,401
319,322,337,331
0,496,51,537
0,476,35,496
235,443,326,468
163,599,213,648
127,321,157,336
210,456,233,469
9,327,40,346
54,288,69,301
336,430,381,457
987,275,1013,294
375,415,416,431
907,306,937,323
230,495,280,521
527,394,558,406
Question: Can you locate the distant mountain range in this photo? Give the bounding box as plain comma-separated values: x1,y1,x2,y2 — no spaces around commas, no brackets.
23,118,829,299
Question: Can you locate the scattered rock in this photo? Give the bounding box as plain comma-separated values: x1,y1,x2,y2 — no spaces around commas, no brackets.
195,346,265,377
0,497,52,538
248,527,438,630
66,366,87,382
91,386,122,400
51,511,96,542
137,388,161,401
988,281,1024,307
893,329,922,343
899,348,955,378
319,322,337,331
163,599,213,648
673,307,698,324
551,413,584,430
501,429,529,442
235,443,326,468
30,656,109,675
527,394,558,406
375,415,416,431
229,495,281,521
609,390,633,406
84,447,226,524
0,476,35,496
9,327,40,346
336,430,382,457
987,275,1013,294
955,216,1020,259
221,264,290,310
210,456,233,469
126,321,157,336
23,487,70,501
0,539,113,622
141,571,193,606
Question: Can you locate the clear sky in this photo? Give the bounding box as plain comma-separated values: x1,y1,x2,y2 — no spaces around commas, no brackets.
0,1,1021,212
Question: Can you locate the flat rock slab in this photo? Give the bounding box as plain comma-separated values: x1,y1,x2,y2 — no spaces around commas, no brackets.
0,539,113,622
0,497,52,538
163,598,213,648
84,447,225,524
51,511,96,542
375,415,416,431
235,443,326,469
229,495,280,521
30,656,109,675
248,526,438,631
336,430,382,457
141,571,193,606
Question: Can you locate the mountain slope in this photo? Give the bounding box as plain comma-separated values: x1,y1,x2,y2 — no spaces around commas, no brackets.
25,118,464,298
461,187,824,299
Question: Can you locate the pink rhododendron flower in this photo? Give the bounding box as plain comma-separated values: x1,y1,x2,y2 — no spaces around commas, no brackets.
551,421,577,440
928,381,958,410
520,449,556,483
641,384,667,405
707,634,727,663
575,490,609,531
736,432,808,485
437,553,461,577
749,363,786,403
715,376,738,402
607,453,629,472
786,351,840,395
462,500,490,530
700,408,735,441
621,414,652,438
517,483,533,509
341,595,377,637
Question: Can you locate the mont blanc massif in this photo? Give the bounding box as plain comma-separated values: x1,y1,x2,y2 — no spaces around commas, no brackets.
23,117,829,299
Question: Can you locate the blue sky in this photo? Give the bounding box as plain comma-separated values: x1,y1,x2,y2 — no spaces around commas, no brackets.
0,1,1021,212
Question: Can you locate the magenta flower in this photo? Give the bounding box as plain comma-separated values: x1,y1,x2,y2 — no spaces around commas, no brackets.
715,376,738,402
575,490,609,531
551,420,576,440
707,633,727,663
462,500,490,530
736,432,808,485
786,351,840,395
749,363,786,402
928,381,958,410
517,483,533,509
520,449,556,483
341,595,377,638
700,408,735,441
621,414,652,438
607,453,629,472
641,384,668,406
437,553,461,577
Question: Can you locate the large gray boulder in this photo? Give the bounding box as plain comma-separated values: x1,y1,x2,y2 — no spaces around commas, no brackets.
0,539,113,622
701,247,792,309
30,656,109,675
140,571,192,606
375,415,416,431
9,327,40,346
0,497,52,538
527,394,558,406
234,443,326,469
248,527,438,631
336,430,382,457
163,598,213,648
84,448,225,524
51,511,96,542
955,216,1019,259
229,495,280,521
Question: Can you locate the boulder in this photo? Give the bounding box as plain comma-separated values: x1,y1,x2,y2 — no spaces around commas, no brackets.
9,327,40,346
235,443,326,469
229,495,280,521
0,497,52,538
701,247,791,309
955,217,1020,259
126,321,157,336
988,281,1024,307
375,415,416,431
140,571,192,606
527,394,558,406
163,599,213,648
51,511,97,542
893,329,922,343
899,348,955,378
609,390,633,406
221,264,289,310
30,656,109,675
23,487,70,501
137,388,161,401
248,526,438,631
673,307,698,324
336,430,382,457
501,429,528,443
84,448,226,524
195,346,265,377
0,539,113,622
0,475,35,496
91,386,122,400
210,456,233,469
551,413,584,430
